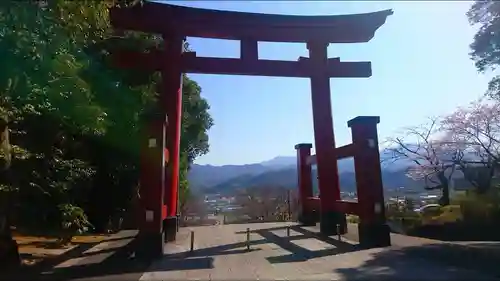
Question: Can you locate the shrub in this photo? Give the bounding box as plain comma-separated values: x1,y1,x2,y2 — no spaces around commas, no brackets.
58,204,92,244
454,188,500,224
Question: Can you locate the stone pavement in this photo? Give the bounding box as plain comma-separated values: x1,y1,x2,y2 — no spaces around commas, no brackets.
3,230,145,281
140,222,499,280
340,223,500,276
11,223,500,281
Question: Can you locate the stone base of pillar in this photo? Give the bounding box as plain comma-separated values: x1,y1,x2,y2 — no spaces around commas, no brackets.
298,211,318,226
358,222,391,248
135,231,164,260
319,211,347,235
163,216,177,242
298,213,316,226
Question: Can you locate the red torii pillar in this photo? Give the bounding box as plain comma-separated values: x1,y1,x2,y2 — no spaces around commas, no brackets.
135,36,184,259
307,42,346,235
136,112,167,258
295,143,316,225
161,36,184,242
349,116,390,247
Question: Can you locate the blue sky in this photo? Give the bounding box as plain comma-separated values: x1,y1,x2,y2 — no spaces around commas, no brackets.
162,1,492,166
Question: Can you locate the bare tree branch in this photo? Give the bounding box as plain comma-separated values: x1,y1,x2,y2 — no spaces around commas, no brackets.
385,117,461,205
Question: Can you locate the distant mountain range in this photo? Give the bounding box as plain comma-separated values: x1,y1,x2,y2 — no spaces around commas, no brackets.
188,150,421,195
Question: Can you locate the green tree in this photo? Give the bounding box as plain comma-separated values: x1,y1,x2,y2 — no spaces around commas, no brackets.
2,2,101,207
0,0,104,265
0,0,213,265
0,110,20,268
38,0,213,230
468,1,500,98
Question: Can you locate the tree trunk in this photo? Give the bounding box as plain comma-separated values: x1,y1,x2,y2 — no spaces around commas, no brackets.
0,114,20,268
437,172,450,206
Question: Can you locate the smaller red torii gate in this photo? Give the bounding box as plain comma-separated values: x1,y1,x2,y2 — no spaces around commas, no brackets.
295,116,390,248
109,2,393,259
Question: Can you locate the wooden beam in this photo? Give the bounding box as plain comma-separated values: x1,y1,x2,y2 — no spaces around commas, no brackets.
307,143,356,165
111,50,372,78
306,154,317,165
241,40,258,61
335,144,356,160
305,197,321,210
109,3,393,43
334,200,359,215
186,57,372,77
185,56,305,77
305,198,359,215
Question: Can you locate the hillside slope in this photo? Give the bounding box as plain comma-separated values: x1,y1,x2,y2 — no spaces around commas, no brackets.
205,167,423,195
188,163,269,190
189,152,413,191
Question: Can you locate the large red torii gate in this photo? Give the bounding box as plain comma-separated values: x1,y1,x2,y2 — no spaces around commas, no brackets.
109,2,393,258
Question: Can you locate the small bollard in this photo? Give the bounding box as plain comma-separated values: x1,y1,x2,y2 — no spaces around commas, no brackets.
190,230,194,252
246,227,250,251
336,224,341,241
286,226,290,237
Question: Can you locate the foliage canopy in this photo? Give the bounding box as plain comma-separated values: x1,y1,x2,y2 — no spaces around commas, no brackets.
0,0,213,235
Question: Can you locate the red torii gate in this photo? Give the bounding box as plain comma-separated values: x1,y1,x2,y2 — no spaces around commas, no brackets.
109,2,393,258
296,116,391,248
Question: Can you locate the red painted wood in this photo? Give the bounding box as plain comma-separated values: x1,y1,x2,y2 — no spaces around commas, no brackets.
305,197,321,210
348,116,385,224
305,198,360,216
111,50,372,78
185,57,371,78
162,205,167,220
295,143,314,215
308,41,341,212
334,201,359,215
307,143,356,165
109,2,392,43
161,36,184,219
109,1,392,237
240,40,258,61
335,144,356,160
306,154,317,165
138,115,166,232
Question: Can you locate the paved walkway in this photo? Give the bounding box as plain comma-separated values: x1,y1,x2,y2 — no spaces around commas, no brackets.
13,223,500,281
140,223,498,280
4,230,144,281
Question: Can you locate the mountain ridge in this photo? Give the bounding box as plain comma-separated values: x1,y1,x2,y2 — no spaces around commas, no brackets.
189,150,414,193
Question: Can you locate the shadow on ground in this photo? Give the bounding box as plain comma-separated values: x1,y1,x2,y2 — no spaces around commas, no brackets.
7,224,500,281
333,242,500,280
158,224,359,264
237,224,500,280
408,224,500,242
3,232,207,281
235,225,363,263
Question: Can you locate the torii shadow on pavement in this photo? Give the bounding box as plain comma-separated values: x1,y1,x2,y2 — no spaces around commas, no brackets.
233,224,364,263
9,224,500,281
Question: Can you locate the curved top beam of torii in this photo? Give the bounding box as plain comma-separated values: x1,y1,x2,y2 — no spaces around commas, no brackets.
109,1,393,43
